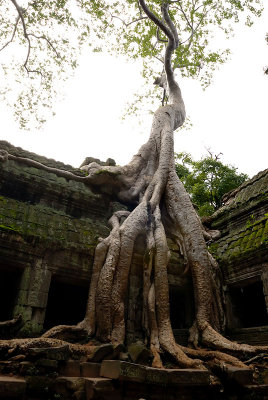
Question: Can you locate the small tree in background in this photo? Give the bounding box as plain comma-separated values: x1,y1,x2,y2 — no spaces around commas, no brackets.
175,151,248,216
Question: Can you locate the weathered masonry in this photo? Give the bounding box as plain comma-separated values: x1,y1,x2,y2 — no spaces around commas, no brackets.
0,140,267,344
208,167,268,344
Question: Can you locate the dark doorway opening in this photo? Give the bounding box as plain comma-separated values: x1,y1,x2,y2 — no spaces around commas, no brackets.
229,281,268,328
44,278,89,329
169,286,194,329
0,267,22,321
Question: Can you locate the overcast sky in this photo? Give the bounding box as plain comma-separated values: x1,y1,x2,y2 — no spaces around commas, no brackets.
0,6,267,178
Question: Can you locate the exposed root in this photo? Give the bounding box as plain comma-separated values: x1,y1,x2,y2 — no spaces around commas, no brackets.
42,324,87,341
245,353,268,365
201,324,263,354
0,337,92,359
180,345,249,369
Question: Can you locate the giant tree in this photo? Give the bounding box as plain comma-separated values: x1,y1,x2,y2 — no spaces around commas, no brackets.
0,0,266,370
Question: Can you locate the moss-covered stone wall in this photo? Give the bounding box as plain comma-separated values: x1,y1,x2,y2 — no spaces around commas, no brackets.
0,142,113,335
209,169,268,284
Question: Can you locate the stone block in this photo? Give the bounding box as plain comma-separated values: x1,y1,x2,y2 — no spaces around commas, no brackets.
31,307,46,324
112,344,126,360
223,366,253,385
54,377,85,397
263,369,268,384
16,289,28,305
0,375,26,397
13,305,32,321
81,362,101,378
26,375,54,394
100,360,210,386
85,378,114,400
0,361,12,375
128,341,152,364
89,344,114,362
60,360,81,377
27,290,48,308
20,320,43,336
28,344,70,361
73,389,86,400
19,266,31,290
35,358,58,369
20,361,35,375
29,264,51,296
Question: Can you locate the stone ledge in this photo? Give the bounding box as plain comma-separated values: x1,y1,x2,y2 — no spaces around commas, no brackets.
222,366,253,385
100,360,210,386
0,375,26,397
81,362,101,378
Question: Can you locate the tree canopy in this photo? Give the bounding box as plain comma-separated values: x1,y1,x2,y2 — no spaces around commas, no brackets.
0,0,263,128
175,151,248,216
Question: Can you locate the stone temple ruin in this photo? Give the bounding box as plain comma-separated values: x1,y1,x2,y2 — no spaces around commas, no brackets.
0,140,267,399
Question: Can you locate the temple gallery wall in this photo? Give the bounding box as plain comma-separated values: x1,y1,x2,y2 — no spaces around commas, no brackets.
0,140,267,344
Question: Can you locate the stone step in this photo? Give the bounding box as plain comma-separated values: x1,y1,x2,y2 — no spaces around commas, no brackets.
85,377,114,400
0,375,26,398
243,384,268,397
100,360,210,386
54,376,113,400
220,365,254,385
59,361,101,378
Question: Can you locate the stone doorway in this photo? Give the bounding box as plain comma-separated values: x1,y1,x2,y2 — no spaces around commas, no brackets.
0,266,22,321
169,285,194,329
229,280,268,328
44,277,89,330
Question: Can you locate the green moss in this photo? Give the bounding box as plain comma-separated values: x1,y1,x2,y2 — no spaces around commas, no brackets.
19,321,43,336
211,213,268,266
96,169,120,176
0,223,21,233
208,242,219,258
0,195,107,252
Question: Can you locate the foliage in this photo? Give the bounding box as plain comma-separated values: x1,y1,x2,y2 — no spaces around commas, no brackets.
0,0,263,128
175,151,248,216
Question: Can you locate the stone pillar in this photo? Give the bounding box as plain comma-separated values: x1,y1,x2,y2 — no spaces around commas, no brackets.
224,286,241,330
261,265,268,315
13,259,51,336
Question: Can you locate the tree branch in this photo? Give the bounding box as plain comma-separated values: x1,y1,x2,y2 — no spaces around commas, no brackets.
0,14,20,52
160,3,177,82
161,2,179,48
10,0,32,73
9,0,60,75
28,33,61,58
153,55,164,64
177,3,217,51
156,27,168,43
110,14,148,27
138,0,173,42
176,1,193,31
